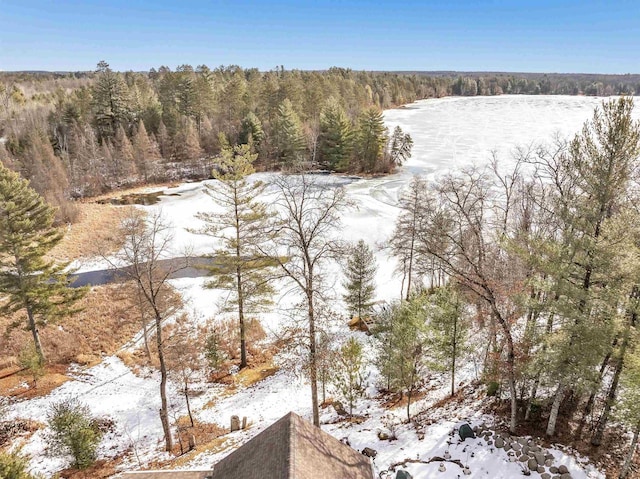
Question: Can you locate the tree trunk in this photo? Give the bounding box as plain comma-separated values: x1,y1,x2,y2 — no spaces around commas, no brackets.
546,382,564,437
592,328,631,446
406,388,412,422
307,289,320,427
592,287,637,445
237,265,247,369
137,289,152,361
184,379,194,428
26,306,45,363
583,350,612,423
491,305,517,433
525,373,540,421
156,312,173,452
235,198,248,370
405,225,416,301
451,315,457,397
508,371,517,434
619,420,640,479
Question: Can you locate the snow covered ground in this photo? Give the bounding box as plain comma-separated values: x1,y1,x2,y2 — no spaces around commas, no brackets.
7,95,629,478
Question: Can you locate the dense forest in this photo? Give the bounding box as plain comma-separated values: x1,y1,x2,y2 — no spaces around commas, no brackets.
1,65,639,224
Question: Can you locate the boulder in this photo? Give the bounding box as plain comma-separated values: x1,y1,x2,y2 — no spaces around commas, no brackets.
522,445,530,455
495,437,505,448
558,465,569,474
541,474,551,479
561,474,572,479
396,470,413,479
519,455,529,462
333,401,348,416
459,423,476,441
549,466,559,473
534,453,546,465
362,447,377,458
527,458,538,470
537,466,545,473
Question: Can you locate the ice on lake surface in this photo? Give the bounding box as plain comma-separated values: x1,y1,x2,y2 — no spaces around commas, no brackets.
138,95,640,304
384,94,639,179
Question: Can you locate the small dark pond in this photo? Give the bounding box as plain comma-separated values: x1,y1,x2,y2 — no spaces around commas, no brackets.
97,191,182,206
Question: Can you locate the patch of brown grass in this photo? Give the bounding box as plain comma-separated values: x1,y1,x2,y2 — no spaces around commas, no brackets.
0,363,70,398
145,421,230,469
58,457,125,479
0,283,141,367
171,417,226,457
381,390,429,410
234,360,278,388
0,283,145,398
47,203,134,262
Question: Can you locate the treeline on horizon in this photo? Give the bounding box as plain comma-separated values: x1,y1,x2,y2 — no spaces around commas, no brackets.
0,63,638,223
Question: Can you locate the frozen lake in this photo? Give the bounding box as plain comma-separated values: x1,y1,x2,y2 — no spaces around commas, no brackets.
384,94,637,178
137,95,638,303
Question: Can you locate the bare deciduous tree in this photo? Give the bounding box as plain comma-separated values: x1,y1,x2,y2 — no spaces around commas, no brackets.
264,173,350,426
103,210,183,452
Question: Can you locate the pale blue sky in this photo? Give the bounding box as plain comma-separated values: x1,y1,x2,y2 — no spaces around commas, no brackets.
1,0,639,73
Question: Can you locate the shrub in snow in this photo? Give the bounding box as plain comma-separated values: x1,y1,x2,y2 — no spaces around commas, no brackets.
46,398,103,469
0,450,38,479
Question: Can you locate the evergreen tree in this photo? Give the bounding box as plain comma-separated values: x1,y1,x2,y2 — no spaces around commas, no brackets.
46,398,103,469
192,144,273,368
526,98,640,437
343,239,377,321
388,126,413,168
175,65,197,119
274,98,305,167
354,107,387,173
373,297,429,421
239,111,264,148
318,98,353,171
426,286,469,397
616,341,640,479
0,163,85,362
91,61,131,140
0,450,38,479
332,337,366,416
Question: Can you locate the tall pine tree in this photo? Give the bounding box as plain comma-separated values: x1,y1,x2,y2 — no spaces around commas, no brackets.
318,98,353,171
354,107,387,173
192,144,273,368
0,163,85,362
274,99,305,168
